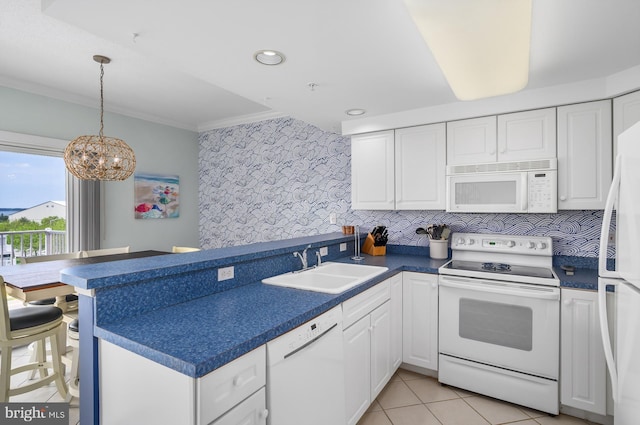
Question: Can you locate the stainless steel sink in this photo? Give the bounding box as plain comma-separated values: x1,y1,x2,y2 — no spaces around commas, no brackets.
262,262,389,294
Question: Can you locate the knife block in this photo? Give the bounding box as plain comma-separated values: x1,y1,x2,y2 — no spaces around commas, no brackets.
362,233,386,256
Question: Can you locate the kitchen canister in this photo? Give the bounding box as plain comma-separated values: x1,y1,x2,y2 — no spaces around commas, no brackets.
429,239,448,259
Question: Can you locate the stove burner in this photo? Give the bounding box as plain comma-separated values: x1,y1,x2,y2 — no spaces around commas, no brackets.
482,262,511,272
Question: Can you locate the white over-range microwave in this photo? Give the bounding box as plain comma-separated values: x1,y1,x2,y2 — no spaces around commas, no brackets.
446,158,558,213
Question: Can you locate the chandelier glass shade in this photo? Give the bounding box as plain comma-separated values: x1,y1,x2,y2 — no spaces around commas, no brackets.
64,55,136,181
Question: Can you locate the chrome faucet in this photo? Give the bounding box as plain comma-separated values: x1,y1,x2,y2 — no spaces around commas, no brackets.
316,250,322,267
293,245,312,269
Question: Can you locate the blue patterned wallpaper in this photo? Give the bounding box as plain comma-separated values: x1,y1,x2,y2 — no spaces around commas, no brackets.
199,117,614,258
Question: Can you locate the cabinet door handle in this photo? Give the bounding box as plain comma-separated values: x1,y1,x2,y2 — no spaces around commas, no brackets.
564,299,572,306
259,409,269,419
233,376,244,387
560,196,567,201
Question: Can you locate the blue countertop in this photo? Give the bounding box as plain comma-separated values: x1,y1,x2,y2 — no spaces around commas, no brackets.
82,236,601,379
94,252,446,378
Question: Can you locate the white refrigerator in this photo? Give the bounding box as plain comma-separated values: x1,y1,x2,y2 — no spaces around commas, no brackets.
598,121,640,424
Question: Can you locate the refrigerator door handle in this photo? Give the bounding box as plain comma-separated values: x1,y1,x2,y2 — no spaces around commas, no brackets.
598,278,618,402
599,154,621,279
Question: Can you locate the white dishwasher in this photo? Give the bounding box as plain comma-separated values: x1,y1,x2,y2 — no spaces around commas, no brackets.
266,305,346,425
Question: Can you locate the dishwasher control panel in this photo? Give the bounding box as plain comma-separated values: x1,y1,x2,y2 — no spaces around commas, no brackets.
267,306,343,362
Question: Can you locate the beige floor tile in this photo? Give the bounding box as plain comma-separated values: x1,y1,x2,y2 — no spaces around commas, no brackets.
390,372,403,382
385,404,441,425
464,395,531,424
396,368,426,381
506,421,539,425
357,411,392,425
405,377,460,403
519,406,549,419
451,386,476,398
376,381,422,410
535,414,591,424
68,407,80,425
367,400,383,413
427,398,491,425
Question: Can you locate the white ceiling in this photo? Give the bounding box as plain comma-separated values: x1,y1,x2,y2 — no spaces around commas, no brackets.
1,0,639,134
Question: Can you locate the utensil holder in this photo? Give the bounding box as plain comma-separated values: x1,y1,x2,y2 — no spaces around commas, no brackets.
429,239,448,259
362,234,386,256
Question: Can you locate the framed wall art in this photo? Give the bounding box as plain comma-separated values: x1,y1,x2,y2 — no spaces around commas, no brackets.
134,173,180,219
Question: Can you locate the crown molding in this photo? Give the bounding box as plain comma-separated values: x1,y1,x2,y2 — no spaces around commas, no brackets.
197,110,288,132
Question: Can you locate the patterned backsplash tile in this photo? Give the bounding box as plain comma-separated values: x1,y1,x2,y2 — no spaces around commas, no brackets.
199,117,614,258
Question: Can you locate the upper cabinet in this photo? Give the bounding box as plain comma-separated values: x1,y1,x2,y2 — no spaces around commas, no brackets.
613,90,640,157
395,124,446,210
351,124,446,210
497,108,557,162
351,130,395,210
446,116,496,165
557,100,612,210
447,108,556,165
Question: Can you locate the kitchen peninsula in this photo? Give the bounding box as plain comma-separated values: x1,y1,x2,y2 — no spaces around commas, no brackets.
61,232,602,424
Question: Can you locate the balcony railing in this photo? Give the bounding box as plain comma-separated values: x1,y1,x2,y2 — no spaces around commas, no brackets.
0,230,67,266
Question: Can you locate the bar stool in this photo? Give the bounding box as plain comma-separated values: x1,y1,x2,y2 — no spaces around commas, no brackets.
29,294,79,311
65,318,80,400
0,277,68,401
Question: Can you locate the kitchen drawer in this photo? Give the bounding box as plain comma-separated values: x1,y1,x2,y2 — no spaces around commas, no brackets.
198,345,266,425
211,388,267,425
342,279,390,329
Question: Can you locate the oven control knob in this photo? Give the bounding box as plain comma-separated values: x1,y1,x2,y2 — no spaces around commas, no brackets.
506,240,515,248
456,238,465,245
526,241,535,249
466,238,475,245
536,242,547,250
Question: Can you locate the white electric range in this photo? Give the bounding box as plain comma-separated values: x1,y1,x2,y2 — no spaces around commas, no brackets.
438,232,560,414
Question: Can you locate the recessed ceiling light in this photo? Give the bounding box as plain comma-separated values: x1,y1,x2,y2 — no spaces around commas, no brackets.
254,50,286,65
346,109,366,116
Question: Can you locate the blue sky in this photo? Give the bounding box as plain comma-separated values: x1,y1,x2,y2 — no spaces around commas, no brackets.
0,151,66,208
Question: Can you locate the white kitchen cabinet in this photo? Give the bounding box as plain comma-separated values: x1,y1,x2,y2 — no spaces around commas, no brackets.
447,109,556,166
560,289,606,415
370,302,392,399
394,123,446,210
343,279,395,425
497,108,557,162
446,116,497,165
557,100,612,210
402,272,438,371
351,124,446,210
613,89,640,157
99,341,266,425
351,130,395,210
343,312,372,425
390,273,403,369
344,302,392,425
212,388,268,425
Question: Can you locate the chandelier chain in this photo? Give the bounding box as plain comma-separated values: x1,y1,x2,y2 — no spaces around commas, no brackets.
99,61,105,138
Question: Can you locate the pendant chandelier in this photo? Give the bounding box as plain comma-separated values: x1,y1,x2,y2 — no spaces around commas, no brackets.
64,55,136,181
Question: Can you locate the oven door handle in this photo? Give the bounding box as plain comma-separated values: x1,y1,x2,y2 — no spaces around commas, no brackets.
439,277,560,300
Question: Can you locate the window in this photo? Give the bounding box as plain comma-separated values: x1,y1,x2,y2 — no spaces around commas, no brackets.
0,130,101,262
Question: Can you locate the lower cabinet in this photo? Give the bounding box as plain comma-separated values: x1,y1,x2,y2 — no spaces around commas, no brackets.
99,341,267,425
343,277,401,425
390,273,403,369
402,272,439,371
560,288,606,415
212,388,267,425
344,300,392,425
